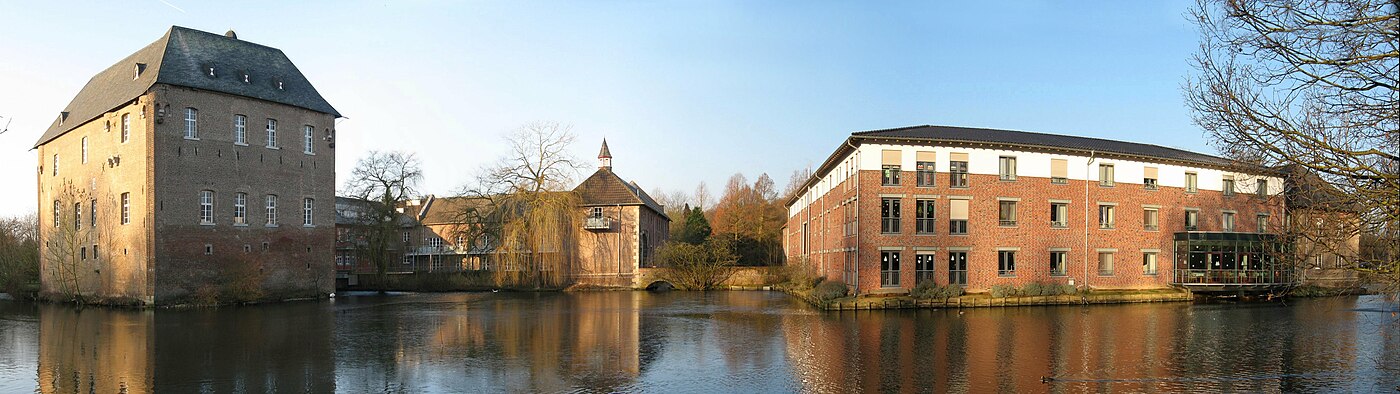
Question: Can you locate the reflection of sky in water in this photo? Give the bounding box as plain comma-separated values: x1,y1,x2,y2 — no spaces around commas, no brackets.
0,292,1396,393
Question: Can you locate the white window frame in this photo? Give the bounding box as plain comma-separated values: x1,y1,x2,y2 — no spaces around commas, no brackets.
234,192,247,225
199,190,214,225
303,198,315,227
266,194,278,226
184,107,199,139
121,113,131,143
120,193,130,225
266,119,278,148
234,115,247,145
303,125,315,154
81,137,88,164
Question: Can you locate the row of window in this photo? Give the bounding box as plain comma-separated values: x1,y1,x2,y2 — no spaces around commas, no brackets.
198,191,315,227
49,110,319,177
877,152,1269,197
877,249,1159,288
54,194,130,229
876,198,1268,234
183,108,317,154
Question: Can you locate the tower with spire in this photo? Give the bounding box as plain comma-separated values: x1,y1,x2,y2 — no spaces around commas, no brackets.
598,138,612,170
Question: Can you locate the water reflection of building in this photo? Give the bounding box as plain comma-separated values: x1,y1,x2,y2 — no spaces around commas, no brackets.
34,303,336,393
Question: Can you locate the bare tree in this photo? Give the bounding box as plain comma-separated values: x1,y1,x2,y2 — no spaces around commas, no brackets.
343,151,424,287
1185,0,1399,293
782,167,813,202
693,182,712,211
41,180,93,302
457,122,586,288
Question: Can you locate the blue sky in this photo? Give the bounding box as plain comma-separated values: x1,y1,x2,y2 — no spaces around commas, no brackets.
0,0,1206,216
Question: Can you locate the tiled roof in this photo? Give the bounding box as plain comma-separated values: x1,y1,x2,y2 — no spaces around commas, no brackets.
34,26,340,148
573,168,668,219
854,125,1238,167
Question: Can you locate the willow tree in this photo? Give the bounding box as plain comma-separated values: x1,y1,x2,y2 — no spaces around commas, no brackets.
1184,0,1399,292
459,122,585,289
344,151,423,287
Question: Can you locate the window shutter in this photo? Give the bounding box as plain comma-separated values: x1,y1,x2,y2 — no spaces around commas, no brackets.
1144,166,1158,179
949,152,969,162
1051,159,1068,178
881,150,901,166
915,151,936,162
950,199,969,220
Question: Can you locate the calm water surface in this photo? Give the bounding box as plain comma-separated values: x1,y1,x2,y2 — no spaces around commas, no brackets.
0,291,1397,393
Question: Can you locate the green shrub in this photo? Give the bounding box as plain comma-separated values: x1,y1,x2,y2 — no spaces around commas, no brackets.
1021,282,1044,296
910,280,939,299
990,284,1017,298
940,285,964,299
1060,284,1078,295
812,280,848,302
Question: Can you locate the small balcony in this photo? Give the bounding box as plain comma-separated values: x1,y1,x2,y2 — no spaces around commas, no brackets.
405,245,472,256
584,216,612,230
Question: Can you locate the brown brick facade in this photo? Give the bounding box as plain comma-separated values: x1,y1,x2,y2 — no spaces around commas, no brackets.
789,169,1284,294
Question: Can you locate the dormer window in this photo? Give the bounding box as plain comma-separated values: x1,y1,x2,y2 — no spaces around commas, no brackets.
134,62,146,79
207,66,216,77
276,80,284,90
241,71,250,83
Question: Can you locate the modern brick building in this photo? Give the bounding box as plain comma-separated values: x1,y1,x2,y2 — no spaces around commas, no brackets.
34,26,340,304
784,125,1288,295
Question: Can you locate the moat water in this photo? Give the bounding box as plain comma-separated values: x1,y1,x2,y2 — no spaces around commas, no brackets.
0,291,1397,393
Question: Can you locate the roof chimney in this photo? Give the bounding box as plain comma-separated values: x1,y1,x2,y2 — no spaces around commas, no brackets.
598,139,612,170
225,30,238,39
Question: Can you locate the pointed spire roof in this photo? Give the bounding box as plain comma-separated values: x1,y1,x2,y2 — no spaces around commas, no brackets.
598,139,612,159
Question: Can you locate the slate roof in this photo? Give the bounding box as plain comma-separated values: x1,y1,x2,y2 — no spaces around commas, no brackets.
35,26,340,148
335,197,381,225
854,125,1238,168
598,139,612,158
573,168,669,220
418,196,491,225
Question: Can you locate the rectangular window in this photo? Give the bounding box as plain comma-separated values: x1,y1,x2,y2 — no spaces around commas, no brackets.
1222,177,1236,196
881,198,901,233
881,149,900,186
915,199,936,234
402,231,411,243
1142,252,1158,275
121,113,131,143
880,250,900,288
81,137,88,164
1143,166,1158,190
590,207,603,218
234,193,247,225
303,125,315,154
998,200,1017,226
1050,203,1068,228
1257,214,1268,233
1185,172,1198,193
120,193,130,225
1050,158,1068,184
199,190,214,224
265,195,278,226
234,115,247,145
53,201,60,227
916,161,936,187
948,251,967,285
1098,164,1115,187
74,202,81,231
1098,204,1115,229
1143,208,1159,231
1098,252,1114,276
998,250,1016,276
1256,179,1268,197
89,199,96,227
949,156,969,187
1050,251,1067,276
303,198,315,226
949,199,968,235
881,165,901,186
266,119,278,148
915,253,936,285
1223,212,1235,231
184,107,198,139
52,154,58,176
998,156,1017,181
1185,210,1199,230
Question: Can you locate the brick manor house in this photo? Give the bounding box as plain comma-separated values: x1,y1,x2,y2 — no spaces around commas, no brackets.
784,125,1293,295
34,26,340,304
